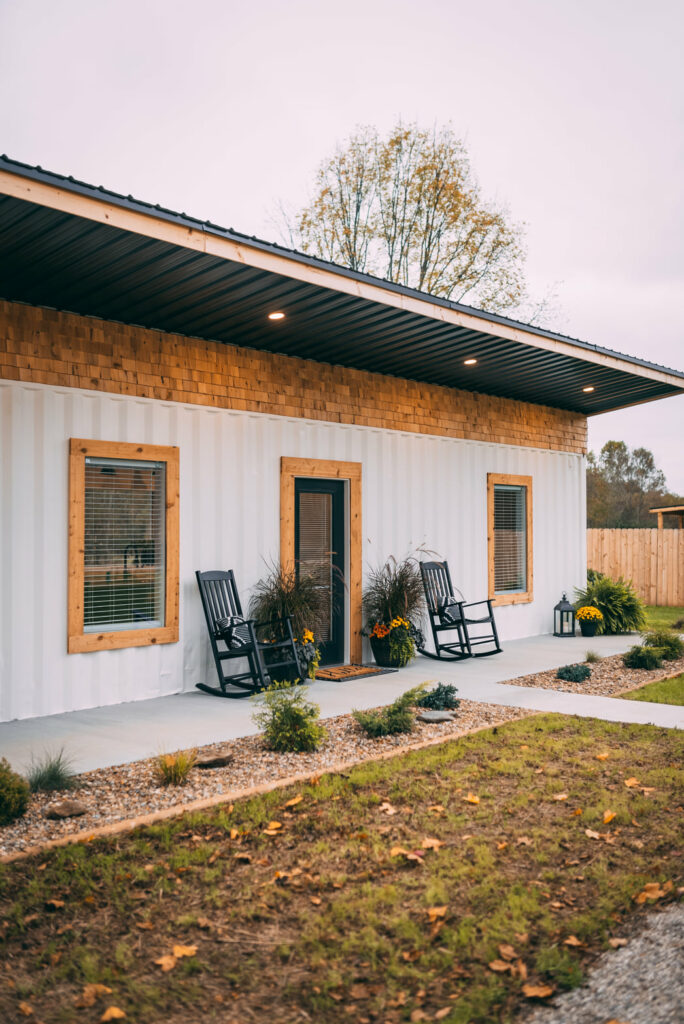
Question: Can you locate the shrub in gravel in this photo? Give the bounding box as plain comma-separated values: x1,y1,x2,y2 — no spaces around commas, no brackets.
26,748,76,793
153,749,197,786
353,685,427,738
671,617,684,630
0,757,30,825
622,645,665,670
252,681,327,753
556,663,592,683
641,629,684,661
584,650,601,664
416,683,460,711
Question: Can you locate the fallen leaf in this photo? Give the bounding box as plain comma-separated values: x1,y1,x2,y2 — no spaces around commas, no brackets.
101,1009,126,1022
603,810,616,824
421,837,444,850
173,944,197,958
18,1003,33,1017
515,932,529,943
488,959,512,972
634,882,667,904
520,744,529,750
197,917,212,930
426,906,447,922
379,801,398,815
464,793,480,804
284,794,303,807
596,752,610,761
516,836,532,846
310,896,322,906
45,899,65,911
349,983,370,999
390,846,409,857
234,852,251,863
585,828,601,840
563,935,583,947
498,943,518,961
553,793,568,802
410,1011,429,1022
573,808,583,816
522,983,555,999
229,827,239,839
75,984,113,1008
435,1009,452,1020
154,955,177,972
516,959,528,981
135,921,154,931
496,840,508,850
624,777,640,788
609,937,628,948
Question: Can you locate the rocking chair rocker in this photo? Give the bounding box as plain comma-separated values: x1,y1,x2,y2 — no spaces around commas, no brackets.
195,570,304,698
417,560,502,661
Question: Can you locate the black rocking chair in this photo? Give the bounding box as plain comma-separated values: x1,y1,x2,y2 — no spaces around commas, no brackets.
417,560,502,661
195,570,304,698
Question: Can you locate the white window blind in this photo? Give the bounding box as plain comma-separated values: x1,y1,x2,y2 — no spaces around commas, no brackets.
494,484,527,594
84,457,166,631
298,492,332,642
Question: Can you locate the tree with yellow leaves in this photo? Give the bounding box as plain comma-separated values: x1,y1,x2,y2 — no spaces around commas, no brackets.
284,121,528,315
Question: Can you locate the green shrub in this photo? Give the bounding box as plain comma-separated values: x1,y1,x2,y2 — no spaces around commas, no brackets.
353,685,427,738
26,748,76,793
0,757,30,825
152,749,197,786
556,663,591,683
574,574,645,635
584,650,601,664
641,629,684,661
252,681,327,753
622,645,665,670
416,683,460,710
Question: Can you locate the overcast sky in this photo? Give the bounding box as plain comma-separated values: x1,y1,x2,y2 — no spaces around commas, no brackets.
1,0,682,489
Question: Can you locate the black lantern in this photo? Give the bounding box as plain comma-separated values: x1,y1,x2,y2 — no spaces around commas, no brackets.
553,593,576,637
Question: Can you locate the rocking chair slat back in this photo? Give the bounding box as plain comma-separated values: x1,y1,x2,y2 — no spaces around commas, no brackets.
418,559,502,662
199,570,243,633
420,561,454,614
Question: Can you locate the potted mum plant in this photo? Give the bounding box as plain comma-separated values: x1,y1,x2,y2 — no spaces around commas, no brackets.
363,555,426,668
249,563,324,681
575,605,604,638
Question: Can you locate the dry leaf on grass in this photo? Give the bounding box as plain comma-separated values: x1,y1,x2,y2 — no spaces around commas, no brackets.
75,984,113,1008
428,804,446,814
154,955,177,972
234,852,251,863
609,938,628,948
45,899,65,911
634,882,670,904
101,1009,126,1022
18,1003,33,1017
379,801,398,815
173,944,197,958
284,794,303,807
464,793,480,804
516,836,532,846
515,932,529,943
603,810,616,824
563,935,584,947
522,983,555,999
421,837,444,850
624,777,640,788
596,752,610,761
410,1011,429,1022
135,921,154,931
263,820,283,836
552,793,568,801
426,906,447,923
496,840,508,850
585,828,601,840
573,808,583,816
498,943,518,961
435,1009,452,1020
310,896,322,906
488,960,512,972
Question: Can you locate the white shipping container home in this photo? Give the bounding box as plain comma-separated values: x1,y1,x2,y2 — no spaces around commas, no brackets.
1,156,683,722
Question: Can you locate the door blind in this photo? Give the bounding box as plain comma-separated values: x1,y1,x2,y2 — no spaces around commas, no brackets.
84,457,166,631
297,491,332,642
493,484,527,593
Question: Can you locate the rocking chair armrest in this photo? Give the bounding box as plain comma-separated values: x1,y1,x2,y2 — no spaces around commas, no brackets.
253,614,294,630
461,599,492,611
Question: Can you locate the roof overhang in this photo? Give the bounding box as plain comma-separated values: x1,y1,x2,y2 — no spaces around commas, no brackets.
1,155,683,415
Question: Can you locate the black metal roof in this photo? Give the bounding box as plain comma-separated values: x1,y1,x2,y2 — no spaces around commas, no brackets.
1,154,682,415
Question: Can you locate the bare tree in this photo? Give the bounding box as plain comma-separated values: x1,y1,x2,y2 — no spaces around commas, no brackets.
284,122,530,315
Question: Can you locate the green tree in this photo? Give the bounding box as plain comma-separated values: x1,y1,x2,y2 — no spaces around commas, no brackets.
283,122,531,315
587,441,680,527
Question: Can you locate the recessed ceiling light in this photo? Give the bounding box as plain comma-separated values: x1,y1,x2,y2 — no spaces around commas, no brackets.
268,311,285,321
582,386,595,393
464,358,478,365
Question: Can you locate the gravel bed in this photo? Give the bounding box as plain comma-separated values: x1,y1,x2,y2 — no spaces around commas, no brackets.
525,903,684,1024
0,698,529,857
502,652,684,697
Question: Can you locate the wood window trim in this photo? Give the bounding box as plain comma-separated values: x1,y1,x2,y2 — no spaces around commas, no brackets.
280,457,362,664
487,473,533,607
68,438,179,653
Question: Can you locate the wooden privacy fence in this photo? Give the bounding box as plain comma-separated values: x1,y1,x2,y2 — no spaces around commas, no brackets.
587,528,684,606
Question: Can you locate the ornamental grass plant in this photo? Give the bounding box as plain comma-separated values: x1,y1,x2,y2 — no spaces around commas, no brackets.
574,573,645,635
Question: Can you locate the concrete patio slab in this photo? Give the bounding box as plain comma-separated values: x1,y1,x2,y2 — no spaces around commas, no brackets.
1,632,681,775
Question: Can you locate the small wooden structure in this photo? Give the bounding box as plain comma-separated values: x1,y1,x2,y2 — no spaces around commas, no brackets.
649,505,684,530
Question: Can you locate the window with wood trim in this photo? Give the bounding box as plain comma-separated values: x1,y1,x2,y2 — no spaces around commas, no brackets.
68,439,179,652
487,473,533,606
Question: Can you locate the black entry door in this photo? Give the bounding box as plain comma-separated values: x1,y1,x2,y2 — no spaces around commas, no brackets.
294,478,345,665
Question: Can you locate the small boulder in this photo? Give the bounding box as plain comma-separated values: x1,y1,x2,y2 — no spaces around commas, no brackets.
195,751,234,769
417,710,455,724
44,799,88,820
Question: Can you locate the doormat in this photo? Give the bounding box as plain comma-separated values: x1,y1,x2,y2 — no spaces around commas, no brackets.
315,664,398,681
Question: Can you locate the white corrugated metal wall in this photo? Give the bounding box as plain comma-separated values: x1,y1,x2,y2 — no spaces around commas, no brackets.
0,380,586,722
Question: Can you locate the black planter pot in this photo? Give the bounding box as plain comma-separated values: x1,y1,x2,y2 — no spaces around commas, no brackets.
370,635,405,668
579,620,598,638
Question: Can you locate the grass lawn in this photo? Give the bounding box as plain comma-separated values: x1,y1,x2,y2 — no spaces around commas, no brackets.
623,673,684,706
1,715,682,1024
644,605,684,630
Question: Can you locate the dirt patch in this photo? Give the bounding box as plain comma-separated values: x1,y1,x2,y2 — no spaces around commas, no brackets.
502,652,684,697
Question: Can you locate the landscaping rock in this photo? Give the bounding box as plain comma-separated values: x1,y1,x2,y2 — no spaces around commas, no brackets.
195,751,234,769
417,710,455,723
44,799,88,820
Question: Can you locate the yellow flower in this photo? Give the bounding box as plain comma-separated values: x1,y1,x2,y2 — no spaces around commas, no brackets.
302,629,315,643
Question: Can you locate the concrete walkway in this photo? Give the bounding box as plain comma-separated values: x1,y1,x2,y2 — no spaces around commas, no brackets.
1,632,682,774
